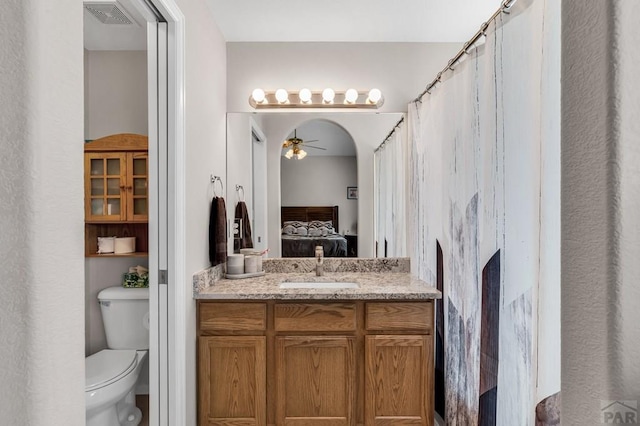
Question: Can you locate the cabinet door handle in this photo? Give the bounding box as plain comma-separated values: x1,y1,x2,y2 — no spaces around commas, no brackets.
127,186,133,191
120,185,126,190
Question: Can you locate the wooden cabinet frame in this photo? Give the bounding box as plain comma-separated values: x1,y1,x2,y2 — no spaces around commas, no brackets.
197,300,434,426
83,133,148,257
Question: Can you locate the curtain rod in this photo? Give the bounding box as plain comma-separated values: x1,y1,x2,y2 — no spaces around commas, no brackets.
374,116,405,153
413,0,518,104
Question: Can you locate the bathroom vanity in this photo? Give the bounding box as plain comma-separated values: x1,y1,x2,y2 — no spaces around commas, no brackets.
194,259,440,426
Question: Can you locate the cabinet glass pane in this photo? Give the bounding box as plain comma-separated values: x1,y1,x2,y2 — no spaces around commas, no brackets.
91,199,104,215
106,158,120,175
91,178,104,196
107,199,120,215
90,159,104,176
107,178,121,195
134,199,147,215
133,158,146,175
133,178,147,196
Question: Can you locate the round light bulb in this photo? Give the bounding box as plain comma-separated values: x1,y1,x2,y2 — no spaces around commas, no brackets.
345,88,358,104
275,89,288,103
299,88,312,103
322,88,335,103
251,88,265,103
368,88,382,104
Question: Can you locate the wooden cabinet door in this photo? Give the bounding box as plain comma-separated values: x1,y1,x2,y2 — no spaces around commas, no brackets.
84,152,127,222
365,335,433,426
126,152,148,221
199,336,266,426
276,336,356,426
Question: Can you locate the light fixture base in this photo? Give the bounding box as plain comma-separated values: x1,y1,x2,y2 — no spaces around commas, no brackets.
248,89,384,109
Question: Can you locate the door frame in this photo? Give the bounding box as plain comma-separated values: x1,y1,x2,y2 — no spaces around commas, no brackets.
131,0,186,424
150,1,186,425
250,117,268,252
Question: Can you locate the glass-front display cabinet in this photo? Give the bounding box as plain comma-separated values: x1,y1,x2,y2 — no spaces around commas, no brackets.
84,134,149,256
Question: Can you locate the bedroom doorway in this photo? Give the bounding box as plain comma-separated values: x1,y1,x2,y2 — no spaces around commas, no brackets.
280,119,358,258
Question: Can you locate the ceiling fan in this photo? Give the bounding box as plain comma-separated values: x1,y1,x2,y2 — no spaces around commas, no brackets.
282,129,326,159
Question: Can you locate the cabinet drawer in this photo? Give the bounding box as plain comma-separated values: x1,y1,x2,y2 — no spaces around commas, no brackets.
366,302,433,333
275,303,357,332
199,302,267,332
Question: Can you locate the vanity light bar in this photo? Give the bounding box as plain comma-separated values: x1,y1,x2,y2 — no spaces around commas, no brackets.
248,88,384,109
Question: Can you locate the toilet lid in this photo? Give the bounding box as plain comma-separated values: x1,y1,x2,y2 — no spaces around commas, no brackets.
85,350,137,392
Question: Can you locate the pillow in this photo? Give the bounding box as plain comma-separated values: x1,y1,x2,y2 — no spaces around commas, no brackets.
308,227,322,237
282,221,308,235
308,220,334,236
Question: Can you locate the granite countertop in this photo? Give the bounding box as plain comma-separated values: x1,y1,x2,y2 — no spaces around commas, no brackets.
194,271,441,300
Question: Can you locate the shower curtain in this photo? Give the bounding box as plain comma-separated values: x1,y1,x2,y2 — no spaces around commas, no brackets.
405,0,561,424
375,126,407,258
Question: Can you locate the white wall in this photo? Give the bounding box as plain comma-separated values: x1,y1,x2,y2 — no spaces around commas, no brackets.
85,50,148,139
261,113,402,258
226,42,459,112
562,0,640,422
281,156,358,234
226,113,255,253
175,0,227,424
0,1,85,424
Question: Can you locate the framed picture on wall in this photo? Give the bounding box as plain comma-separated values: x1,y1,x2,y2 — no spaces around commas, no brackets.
347,186,358,200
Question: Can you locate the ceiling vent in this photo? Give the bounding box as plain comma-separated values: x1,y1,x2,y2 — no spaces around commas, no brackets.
84,1,137,25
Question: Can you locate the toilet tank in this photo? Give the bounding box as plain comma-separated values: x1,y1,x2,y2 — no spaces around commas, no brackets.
98,286,149,350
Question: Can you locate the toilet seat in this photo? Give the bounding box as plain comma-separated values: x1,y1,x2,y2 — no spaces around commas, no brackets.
86,350,138,392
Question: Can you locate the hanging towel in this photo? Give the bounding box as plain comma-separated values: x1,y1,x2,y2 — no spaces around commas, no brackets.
234,201,253,252
209,196,227,266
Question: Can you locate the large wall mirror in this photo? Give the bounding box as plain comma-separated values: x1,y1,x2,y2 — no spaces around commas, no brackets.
226,112,403,258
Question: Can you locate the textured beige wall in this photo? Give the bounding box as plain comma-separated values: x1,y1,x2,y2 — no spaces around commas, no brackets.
0,0,85,424
562,0,640,422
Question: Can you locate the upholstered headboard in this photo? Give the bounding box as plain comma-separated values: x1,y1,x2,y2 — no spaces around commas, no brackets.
281,206,339,233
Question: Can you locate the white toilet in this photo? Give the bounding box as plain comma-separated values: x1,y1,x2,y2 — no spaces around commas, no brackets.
86,286,149,426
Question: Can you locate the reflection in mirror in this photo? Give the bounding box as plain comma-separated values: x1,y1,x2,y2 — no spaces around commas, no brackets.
226,112,404,258
280,120,357,258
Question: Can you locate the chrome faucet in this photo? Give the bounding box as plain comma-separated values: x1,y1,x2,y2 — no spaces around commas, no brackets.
315,246,324,276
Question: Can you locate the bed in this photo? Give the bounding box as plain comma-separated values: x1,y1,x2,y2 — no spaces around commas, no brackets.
281,206,347,257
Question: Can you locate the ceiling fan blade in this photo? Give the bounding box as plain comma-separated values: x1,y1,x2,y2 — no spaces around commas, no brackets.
302,139,320,143
304,145,327,150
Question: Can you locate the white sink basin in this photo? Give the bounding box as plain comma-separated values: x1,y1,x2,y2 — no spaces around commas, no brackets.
279,281,360,289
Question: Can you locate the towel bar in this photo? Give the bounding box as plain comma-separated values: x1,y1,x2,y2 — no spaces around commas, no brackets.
211,175,224,197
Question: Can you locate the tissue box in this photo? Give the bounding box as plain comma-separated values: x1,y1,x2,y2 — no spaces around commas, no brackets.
123,272,149,288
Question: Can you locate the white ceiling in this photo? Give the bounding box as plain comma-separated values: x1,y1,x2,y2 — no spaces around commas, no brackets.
84,0,503,49
206,0,503,42
84,0,147,50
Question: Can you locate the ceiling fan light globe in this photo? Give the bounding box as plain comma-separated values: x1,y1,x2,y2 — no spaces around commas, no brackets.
285,149,294,159
297,149,307,160
345,88,358,104
275,88,289,103
299,88,312,103
252,88,266,103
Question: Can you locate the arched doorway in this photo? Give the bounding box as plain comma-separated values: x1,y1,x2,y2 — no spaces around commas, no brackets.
279,119,358,257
